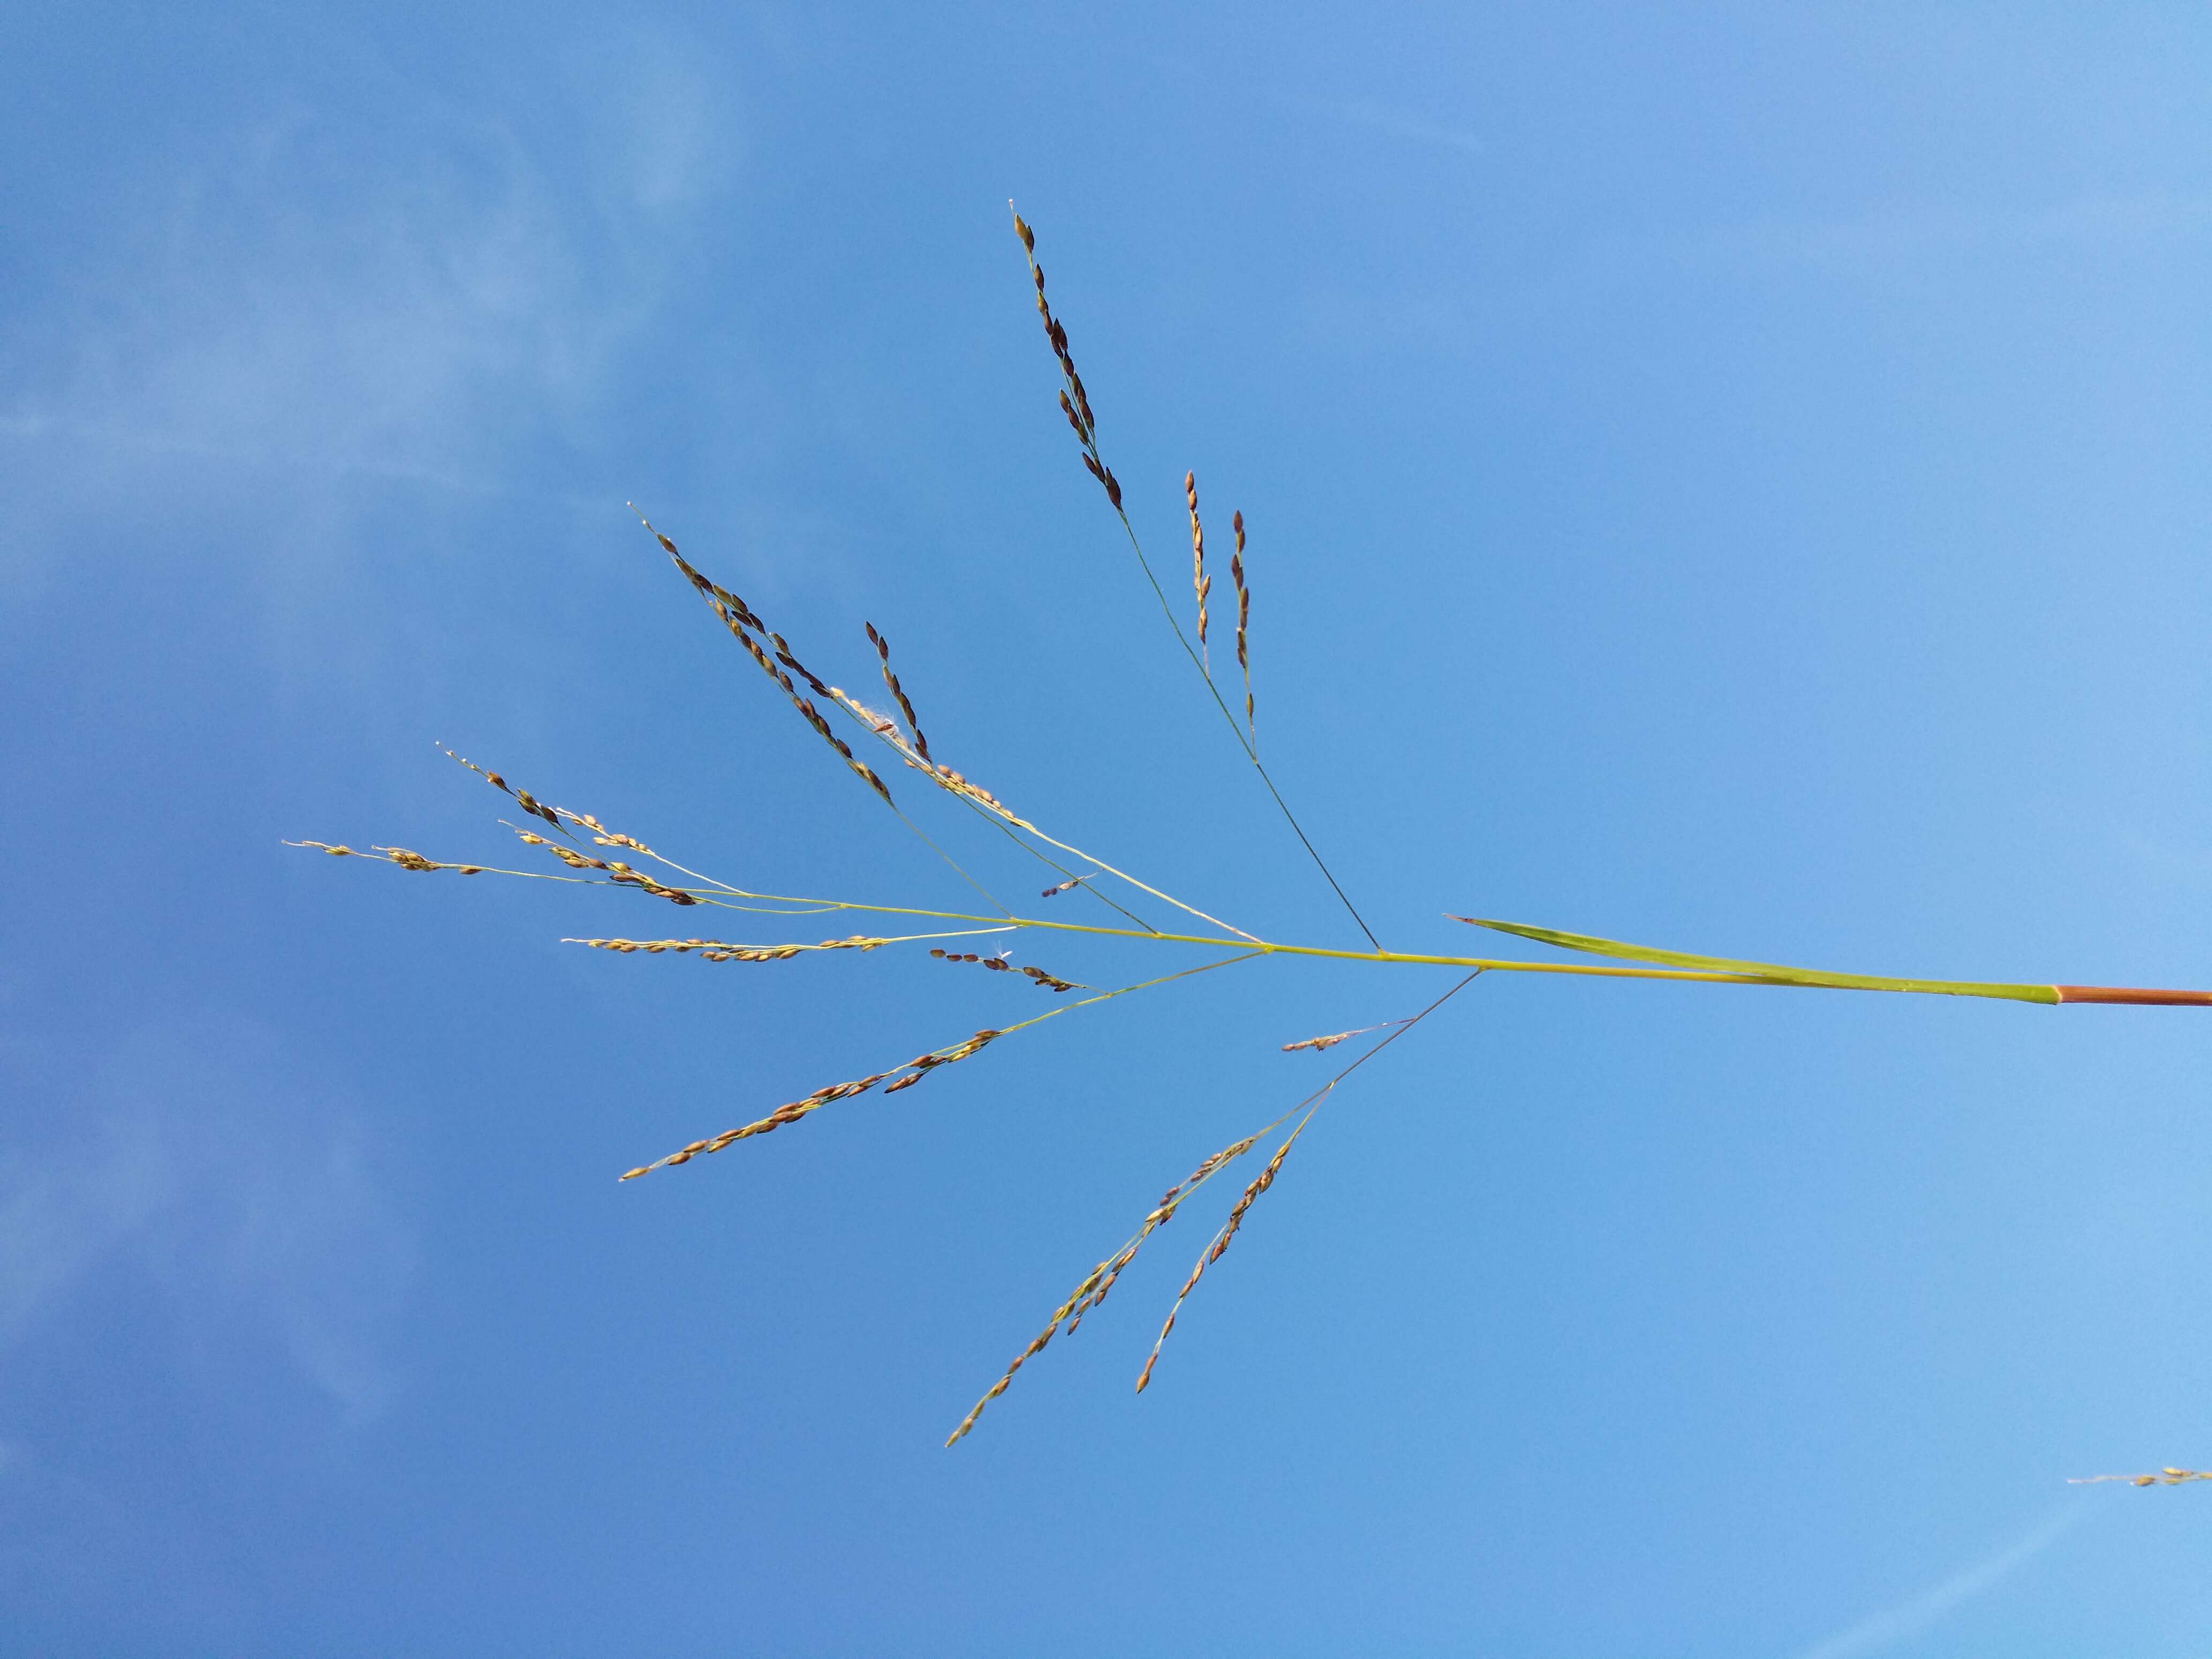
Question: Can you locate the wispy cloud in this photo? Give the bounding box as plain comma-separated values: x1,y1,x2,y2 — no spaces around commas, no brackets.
0,1019,416,1422
1791,1505,2082,1659
0,29,737,574
1334,98,1485,157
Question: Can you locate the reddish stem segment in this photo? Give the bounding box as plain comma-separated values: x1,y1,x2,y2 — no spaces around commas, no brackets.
2056,985,2212,1006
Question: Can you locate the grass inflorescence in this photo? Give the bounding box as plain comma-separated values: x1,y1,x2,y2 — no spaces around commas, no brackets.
300,211,2212,1468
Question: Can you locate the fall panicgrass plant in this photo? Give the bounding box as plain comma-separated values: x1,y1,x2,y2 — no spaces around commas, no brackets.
298,207,2212,1467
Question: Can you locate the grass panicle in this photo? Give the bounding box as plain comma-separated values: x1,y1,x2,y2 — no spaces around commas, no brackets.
299,211,2212,1471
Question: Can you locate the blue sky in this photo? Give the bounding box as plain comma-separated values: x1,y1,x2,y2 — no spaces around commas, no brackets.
8,3,2212,1653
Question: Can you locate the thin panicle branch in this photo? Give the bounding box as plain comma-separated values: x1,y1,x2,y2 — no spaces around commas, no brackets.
293,840,486,877
1134,970,1484,1393
300,835,2212,1012
1010,204,1383,954
618,951,1262,1180
1281,1018,1411,1052
966,802,1162,933
928,946,1083,992
821,681,1264,944
2070,1468,2212,1487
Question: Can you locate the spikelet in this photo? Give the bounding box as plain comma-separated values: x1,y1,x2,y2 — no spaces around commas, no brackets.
577,817,652,855
769,632,833,698
1186,471,1212,669
928,947,1080,992
1231,510,1252,740
945,1256,1120,1448
509,828,699,905
945,1125,1273,1445
838,693,902,738
444,749,656,854
512,826,607,871
1135,1117,1312,1393
825,685,1021,823
873,1027,1002,1100
620,1028,1003,1180
925,761,1008,814
609,862,699,906
442,748,574,833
